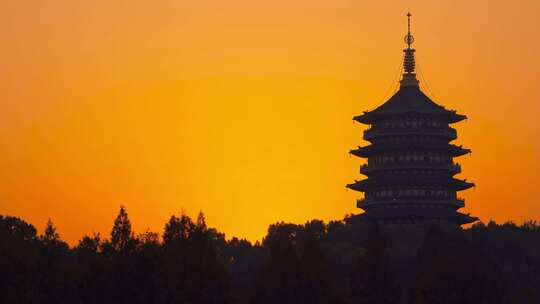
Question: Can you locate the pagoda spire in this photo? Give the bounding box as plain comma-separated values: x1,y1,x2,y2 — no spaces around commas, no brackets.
401,12,419,87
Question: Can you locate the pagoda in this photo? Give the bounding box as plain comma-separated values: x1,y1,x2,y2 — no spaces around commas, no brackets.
347,13,477,225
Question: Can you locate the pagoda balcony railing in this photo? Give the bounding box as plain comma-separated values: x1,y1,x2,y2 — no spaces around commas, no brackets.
357,197,465,208
360,162,461,174
358,196,463,203
364,127,457,140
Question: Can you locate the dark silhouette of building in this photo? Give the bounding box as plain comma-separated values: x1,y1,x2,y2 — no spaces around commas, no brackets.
347,13,477,225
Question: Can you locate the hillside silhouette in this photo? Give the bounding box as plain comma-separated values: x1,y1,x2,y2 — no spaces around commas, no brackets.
1,207,540,303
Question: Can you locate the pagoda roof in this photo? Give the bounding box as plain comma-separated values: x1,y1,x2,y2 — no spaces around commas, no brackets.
347,175,474,192
350,143,471,158
354,86,466,124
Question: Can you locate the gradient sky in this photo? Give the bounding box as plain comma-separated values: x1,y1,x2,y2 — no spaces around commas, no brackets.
1,0,539,244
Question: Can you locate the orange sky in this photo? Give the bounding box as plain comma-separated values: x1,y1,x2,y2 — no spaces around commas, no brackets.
1,1,539,244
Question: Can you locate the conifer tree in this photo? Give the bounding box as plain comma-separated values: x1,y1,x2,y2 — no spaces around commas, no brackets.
41,218,60,245
111,206,134,254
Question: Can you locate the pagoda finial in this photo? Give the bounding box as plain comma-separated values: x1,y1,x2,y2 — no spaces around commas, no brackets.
405,12,414,49
401,12,419,87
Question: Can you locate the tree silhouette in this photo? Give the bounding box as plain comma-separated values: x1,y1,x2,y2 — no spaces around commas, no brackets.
41,218,60,245
74,233,108,303
252,222,301,303
296,220,342,303
37,219,73,303
1,212,540,303
412,224,510,304
77,233,101,253
110,206,135,255
163,212,195,246
158,212,229,303
252,221,342,304
350,223,398,304
0,215,37,241
109,206,138,303
0,216,39,302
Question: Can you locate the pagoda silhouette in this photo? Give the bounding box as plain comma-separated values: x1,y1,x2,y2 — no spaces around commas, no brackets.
347,13,477,225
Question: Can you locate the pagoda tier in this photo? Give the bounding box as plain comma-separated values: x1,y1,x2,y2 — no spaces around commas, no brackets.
346,13,477,225
357,197,465,209
347,175,474,191
352,205,476,225
363,125,458,141
350,143,471,158
360,162,461,176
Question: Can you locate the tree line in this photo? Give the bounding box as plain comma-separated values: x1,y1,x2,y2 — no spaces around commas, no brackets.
1,207,540,303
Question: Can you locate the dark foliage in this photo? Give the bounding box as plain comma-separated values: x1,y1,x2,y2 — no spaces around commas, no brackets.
351,224,398,304
1,211,540,303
